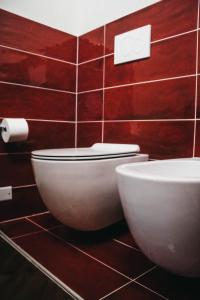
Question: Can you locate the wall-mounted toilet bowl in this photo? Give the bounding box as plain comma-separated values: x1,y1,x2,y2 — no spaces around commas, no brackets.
116,159,200,277
31,143,148,231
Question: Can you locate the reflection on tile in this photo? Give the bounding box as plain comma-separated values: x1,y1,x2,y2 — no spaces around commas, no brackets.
0,47,76,91
79,27,104,62
0,9,77,62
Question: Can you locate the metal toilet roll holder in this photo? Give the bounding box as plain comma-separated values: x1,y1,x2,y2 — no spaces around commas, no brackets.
0,123,6,132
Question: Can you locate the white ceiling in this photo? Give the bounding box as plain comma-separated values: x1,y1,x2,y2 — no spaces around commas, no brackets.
0,0,160,36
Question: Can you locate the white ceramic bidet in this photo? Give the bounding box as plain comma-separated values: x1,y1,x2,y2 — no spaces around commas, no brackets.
31,143,148,231
116,159,200,277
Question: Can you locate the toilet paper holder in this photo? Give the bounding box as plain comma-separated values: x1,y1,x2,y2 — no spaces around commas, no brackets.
0,123,6,132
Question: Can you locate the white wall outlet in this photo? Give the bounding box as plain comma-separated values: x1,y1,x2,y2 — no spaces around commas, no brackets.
0,186,12,201
114,24,151,65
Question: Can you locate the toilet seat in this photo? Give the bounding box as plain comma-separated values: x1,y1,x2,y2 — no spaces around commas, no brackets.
31,143,140,161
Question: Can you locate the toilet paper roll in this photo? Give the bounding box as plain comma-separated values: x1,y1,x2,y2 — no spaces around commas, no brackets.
1,118,29,143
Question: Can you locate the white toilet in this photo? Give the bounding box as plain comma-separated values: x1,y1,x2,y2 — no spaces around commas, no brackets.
31,143,148,231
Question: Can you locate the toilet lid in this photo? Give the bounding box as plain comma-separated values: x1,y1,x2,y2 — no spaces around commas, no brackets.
31,143,140,161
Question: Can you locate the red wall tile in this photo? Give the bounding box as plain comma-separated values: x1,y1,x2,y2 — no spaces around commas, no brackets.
105,32,196,87
0,154,34,186
0,10,77,221
0,47,76,91
105,0,198,54
0,121,75,153
79,27,104,62
104,77,195,120
195,121,200,156
0,9,77,62
104,121,194,159
78,58,103,91
78,91,103,121
0,186,46,222
77,122,102,147
0,83,75,121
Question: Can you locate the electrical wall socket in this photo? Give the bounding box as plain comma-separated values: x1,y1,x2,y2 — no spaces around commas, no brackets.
0,186,12,201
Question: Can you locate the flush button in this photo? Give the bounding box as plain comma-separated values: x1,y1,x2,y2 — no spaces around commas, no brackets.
114,24,151,64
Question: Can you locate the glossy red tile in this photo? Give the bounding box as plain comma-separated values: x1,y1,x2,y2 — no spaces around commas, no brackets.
29,213,62,229
137,267,200,300
197,76,200,119
78,58,103,91
0,83,75,121
78,91,103,121
0,47,76,91
52,226,154,279
105,0,198,54
79,27,104,62
0,9,77,63
105,77,195,120
0,154,34,186
77,122,102,147
104,121,194,159
198,30,200,72
0,186,46,222
0,121,75,153
195,121,200,156
15,231,128,299
105,281,163,300
105,32,196,87
0,218,41,238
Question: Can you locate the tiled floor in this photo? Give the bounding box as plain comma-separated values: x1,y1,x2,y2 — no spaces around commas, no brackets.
1,212,200,300
0,237,73,300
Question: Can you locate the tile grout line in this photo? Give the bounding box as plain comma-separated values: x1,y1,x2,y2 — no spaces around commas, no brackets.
4,217,167,300
11,230,45,240
151,28,197,45
102,25,106,142
20,217,168,300
0,232,83,300
113,238,141,252
193,0,200,157
0,211,49,224
0,44,76,66
78,29,198,66
25,218,133,281
99,266,168,300
78,73,197,94
77,119,196,123
75,37,79,148
13,184,37,189
0,80,76,94
0,117,76,123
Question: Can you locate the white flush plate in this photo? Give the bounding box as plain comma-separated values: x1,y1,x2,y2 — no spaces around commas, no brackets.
114,24,151,64
0,186,12,201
